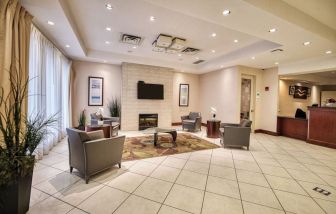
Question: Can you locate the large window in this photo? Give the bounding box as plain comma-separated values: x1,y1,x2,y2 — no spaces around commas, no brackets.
28,25,71,159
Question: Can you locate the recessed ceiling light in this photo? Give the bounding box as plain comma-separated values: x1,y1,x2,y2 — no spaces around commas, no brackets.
220,65,224,68
211,50,216,53
106,27,111,31
269,28,277,33
251,56,255,60
132,46,137,49
211,33,217,37
195,57,199,60
275,62,279,65
65,44,70,48
178,53,182,57
326,50,332,54
150,16,156,21
103,60,107,63
105,41,110,44
106,4,113,10
222,10,231,16
47,21,55,26
303,41,311,46
234,39,238,43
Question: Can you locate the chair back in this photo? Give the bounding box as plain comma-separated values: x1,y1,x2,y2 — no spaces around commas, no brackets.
189,112,201,120
295,108,306,119
239,119,252,127
66,128,87,172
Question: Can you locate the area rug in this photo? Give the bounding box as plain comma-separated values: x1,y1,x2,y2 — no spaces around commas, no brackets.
122,133,219,161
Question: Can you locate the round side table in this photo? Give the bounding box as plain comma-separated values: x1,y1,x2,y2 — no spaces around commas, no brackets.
86,124,111,138
206,120,221,138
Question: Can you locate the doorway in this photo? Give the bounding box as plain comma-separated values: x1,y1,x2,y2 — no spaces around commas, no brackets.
241,75,255,131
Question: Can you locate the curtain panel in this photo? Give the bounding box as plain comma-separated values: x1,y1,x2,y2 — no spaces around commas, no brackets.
28,25,71,159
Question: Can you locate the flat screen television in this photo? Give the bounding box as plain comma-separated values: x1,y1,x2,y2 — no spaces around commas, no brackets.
137,81,164,100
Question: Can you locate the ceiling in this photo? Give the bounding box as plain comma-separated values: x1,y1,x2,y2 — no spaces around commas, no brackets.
20,0,336,74
280,70,336,85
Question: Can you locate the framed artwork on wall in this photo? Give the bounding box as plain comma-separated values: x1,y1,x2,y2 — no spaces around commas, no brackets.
289,85,295,95
179,84,189,107
88,77,104,106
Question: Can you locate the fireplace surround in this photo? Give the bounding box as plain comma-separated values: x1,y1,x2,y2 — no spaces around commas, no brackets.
139,114,158,130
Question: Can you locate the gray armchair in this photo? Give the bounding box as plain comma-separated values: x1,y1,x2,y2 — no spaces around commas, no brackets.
219,119,252,150
66,128,125,183
181,112,202,132
90,113,120,125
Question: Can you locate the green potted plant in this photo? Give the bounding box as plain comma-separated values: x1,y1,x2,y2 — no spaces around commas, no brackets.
78,109,86,130
0,64,56,214
108,97,121,118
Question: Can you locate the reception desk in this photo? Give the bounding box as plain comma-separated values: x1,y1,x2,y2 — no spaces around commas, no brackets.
307,107,336,148
277,116,308,140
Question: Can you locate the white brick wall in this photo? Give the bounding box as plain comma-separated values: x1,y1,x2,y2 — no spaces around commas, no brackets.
121,63,174,130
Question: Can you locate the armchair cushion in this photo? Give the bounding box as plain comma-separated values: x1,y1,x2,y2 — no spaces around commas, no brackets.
183,119,196,124
78,132,91,142
189,112,201,120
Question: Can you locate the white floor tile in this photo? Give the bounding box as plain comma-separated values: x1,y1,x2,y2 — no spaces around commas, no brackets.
176,170,207,190
202,192,243,214
206,176,240,199
114,195,161,214
134,177,173,203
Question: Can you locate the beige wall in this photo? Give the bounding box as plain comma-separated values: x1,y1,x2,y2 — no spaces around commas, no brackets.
321,91,336,106
199,66,241,123
172,72,200,122
71,61,122,126
278,80,320,117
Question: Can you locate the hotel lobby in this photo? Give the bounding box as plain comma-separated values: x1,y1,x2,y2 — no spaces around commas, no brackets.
0,0,336,214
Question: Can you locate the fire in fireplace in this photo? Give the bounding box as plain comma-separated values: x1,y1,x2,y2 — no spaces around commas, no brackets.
139,114,158,130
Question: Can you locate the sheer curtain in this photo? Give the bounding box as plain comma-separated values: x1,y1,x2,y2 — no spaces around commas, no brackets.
28,25,71,159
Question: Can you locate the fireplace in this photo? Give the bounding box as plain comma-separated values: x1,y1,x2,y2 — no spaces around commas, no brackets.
139,114,158,130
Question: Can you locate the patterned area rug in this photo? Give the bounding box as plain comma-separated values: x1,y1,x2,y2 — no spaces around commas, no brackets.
122,133,219,161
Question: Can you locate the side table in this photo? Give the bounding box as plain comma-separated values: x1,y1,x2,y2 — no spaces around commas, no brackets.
86,124,111,138
206,120,221,138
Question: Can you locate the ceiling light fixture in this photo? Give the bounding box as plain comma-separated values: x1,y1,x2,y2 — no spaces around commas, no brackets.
275,62,279,65
47,21,55,26
211,50,216,53
220,65,224,68
150,16,156,21
103,60,107,63
303,41,311,46
106,27,111,31
222,10,231,16
132,46,137,49
106,4,113,10
105,41,110,44
195,57,199,60
251,56,255,60
234,39,238,43
211,33,217,37
326,50,332,54
269,28,277,33
178,53,182,57
65,45,70,48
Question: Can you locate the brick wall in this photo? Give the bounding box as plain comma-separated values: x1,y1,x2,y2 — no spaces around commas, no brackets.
121,63,174,130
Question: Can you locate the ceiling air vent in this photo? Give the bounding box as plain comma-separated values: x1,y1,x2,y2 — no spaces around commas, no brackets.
271,48,284,53
121,34,142,45
182,47,200,55
193,59,205,64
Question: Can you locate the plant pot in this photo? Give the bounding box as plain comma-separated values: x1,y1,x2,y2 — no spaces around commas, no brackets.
77,125,85,131
0,170,33,214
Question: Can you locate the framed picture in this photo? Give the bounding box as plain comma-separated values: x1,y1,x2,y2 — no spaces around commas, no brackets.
88,77,104,106
179,84,189,107
289,85,295,95
293,85,308,99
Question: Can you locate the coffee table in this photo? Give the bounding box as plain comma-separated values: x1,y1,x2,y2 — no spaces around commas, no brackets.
143,127,177,146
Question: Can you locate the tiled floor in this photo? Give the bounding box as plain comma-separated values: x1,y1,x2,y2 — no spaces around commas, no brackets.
28,127,336,214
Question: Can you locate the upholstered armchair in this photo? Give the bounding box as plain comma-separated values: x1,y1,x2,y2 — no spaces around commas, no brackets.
90,113,119,125
66,128,125,183
181,112,202,132
219,119,252,150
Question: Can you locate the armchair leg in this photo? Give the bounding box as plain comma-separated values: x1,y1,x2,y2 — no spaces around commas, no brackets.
70,166,73,173
85,175,89,184
118,163,121,168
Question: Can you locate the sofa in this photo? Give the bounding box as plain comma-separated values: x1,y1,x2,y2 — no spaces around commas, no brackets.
66,128,125,183
181,112,202,132
219,119,252,150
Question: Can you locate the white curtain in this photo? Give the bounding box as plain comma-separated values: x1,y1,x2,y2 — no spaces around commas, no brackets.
28,25,72,159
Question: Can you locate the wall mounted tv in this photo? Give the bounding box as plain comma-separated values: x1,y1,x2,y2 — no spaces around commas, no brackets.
137,81,164,100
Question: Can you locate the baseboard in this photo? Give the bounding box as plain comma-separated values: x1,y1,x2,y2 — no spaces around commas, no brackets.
255,129,279,136
307,138,336,149
172,122,207,127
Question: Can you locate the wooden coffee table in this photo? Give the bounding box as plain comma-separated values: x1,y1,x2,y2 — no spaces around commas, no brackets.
143,127,177,146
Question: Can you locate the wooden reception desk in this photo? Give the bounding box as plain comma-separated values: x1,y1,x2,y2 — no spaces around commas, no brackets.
307,107,336,148
277,116,308,141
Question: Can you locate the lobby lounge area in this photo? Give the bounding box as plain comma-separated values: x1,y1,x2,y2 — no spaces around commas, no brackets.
1,0,336,214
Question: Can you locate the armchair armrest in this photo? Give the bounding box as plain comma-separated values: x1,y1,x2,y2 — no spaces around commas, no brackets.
195,117,202,124
181,115,189,120
220,123,239,128
86,130,104,141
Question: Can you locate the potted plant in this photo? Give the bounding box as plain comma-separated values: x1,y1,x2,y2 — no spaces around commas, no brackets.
108,97,121,119
78,109,86,130
0,64,56,214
